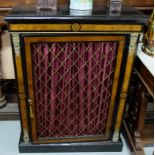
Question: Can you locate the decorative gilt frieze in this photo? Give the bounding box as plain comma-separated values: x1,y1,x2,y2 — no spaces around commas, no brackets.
23,128,30,143
12,33,20,56
129,33,139,55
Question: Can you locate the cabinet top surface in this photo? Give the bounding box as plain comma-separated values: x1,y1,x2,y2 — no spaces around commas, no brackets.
5,5,148,24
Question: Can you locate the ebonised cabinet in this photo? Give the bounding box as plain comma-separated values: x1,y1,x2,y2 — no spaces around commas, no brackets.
5,5,147,153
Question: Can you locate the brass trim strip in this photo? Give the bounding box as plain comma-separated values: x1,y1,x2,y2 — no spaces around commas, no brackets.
10,24,142,32
11,31,142,35
0,7,12,11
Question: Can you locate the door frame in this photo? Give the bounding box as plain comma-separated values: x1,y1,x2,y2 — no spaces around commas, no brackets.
21,34,127,144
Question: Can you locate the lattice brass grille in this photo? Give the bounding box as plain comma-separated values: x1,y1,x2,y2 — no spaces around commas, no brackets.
31,41,117,138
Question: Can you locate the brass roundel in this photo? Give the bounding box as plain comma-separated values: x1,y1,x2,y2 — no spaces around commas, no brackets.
71,23,81,32
120,92,128,99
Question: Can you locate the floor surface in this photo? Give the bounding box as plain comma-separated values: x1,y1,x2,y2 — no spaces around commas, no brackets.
0,121,153,155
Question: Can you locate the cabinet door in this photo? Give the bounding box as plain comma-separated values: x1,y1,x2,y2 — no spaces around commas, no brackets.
21,34,127,144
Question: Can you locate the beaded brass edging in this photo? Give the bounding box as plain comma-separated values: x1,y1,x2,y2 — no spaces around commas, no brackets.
129,33,139,55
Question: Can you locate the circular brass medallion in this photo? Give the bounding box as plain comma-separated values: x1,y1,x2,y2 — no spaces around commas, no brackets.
120,92,128,99
71,23,81,32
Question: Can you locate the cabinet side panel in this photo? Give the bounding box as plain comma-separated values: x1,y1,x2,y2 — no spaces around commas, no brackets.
112,33,139,142
11,33,30,143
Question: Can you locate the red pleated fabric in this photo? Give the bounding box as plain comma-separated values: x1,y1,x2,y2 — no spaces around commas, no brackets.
32,41,117,138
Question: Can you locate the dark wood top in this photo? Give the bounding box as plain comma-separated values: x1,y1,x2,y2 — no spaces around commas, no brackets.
4,5,148,24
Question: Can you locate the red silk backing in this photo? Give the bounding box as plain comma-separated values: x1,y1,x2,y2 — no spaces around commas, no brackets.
32,42,117,138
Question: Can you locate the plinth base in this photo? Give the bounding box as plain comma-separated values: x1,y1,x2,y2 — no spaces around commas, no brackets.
19,133,123,153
